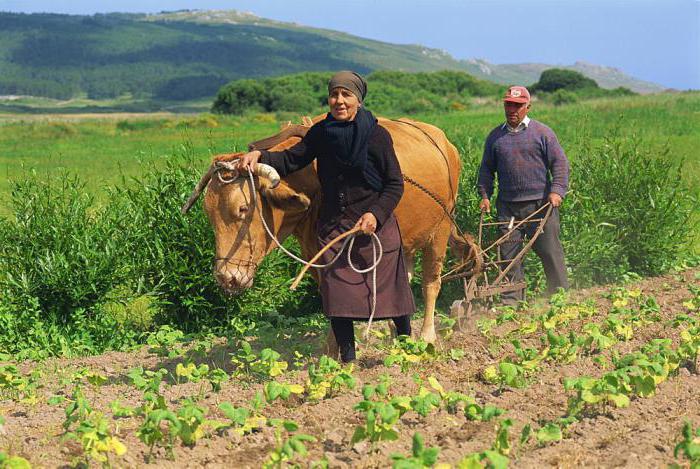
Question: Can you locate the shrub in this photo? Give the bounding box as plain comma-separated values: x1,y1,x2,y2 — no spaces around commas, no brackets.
0,152,321,358
563,130,697,284
551,89,579,106
532,68,599,93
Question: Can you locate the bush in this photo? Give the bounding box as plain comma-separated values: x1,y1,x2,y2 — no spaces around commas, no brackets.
551,89,579,106
212,70,502,116
563,130,697,284
0,152,320,358
532,68,599,93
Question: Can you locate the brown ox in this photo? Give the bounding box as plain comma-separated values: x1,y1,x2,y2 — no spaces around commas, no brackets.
184,116,477,347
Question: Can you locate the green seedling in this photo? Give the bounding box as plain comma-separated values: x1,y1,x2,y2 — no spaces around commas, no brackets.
456,450,509,469
231,342,289,380
564,375,630,416
62,386,93,431
306,356,355,401
207,368,230,392
465,403,506,422
384,337,437,372
0,451,32,469
410,387,441,418
60,386,126,466
64,411,127,465
175,399,209,446
218,402,266,436
352,376,410,444
674,420,700,466
264,380,304,403
536,422,563,445
146,325,185,358
449,348,466,361
603,316,633,341
492,419,513,456
482,360,527,388
390,432,441,469
422,377,468,414
175,362,209,384
127,367,167,394
263,419,316,469
0,365,40,404
582,323,616,352
138,408,180,462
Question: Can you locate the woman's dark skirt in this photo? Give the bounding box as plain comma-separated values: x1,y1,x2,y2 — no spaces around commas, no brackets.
317,213,415,319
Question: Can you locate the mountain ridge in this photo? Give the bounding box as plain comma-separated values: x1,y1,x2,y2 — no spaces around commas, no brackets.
0,10,664,103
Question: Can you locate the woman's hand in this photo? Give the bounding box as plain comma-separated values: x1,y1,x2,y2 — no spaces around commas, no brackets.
355,212,378,234
237,150,262,172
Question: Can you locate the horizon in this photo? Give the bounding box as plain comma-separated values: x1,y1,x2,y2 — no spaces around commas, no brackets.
0,0,698,90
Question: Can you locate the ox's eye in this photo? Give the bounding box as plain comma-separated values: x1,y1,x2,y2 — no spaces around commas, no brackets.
233,205,250,220
218,169,240,184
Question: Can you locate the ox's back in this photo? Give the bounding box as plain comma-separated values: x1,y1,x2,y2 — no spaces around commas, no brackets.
377,118,461,251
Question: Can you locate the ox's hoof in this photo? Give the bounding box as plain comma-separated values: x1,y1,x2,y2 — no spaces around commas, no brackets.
419,328,437,345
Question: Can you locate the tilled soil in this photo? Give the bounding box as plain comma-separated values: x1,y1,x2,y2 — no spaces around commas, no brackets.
1,269,699,468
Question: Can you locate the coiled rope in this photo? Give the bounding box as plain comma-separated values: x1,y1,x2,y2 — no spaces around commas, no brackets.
243,170,384,338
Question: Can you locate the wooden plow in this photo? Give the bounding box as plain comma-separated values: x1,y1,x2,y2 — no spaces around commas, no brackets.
445,203,553,330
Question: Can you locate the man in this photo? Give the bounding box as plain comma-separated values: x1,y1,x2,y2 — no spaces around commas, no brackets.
477,85,570,306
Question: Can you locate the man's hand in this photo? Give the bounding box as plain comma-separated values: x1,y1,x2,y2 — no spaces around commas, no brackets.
236,150,262,172
479,198,491,212
548,192,563,208
355,212,378,234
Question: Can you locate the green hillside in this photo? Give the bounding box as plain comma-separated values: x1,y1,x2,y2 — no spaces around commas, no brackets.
0,10,663,105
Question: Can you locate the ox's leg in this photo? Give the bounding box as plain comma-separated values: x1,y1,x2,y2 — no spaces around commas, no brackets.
404,251,415,283
324,328,340,360
419,227,450,344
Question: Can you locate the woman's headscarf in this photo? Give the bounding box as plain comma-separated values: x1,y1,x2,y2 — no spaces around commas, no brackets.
320,71,383,191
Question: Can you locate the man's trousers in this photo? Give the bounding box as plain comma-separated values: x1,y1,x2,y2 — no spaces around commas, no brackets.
496,198,569,304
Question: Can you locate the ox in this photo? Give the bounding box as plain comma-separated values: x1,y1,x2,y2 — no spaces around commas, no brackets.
183,116,477,351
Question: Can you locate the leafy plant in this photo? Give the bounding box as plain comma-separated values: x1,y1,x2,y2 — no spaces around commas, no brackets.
536,422,563,445
146,325,185,358
127,367,167,395
352,376,410,444
175,362,210,384
0,365,40,404
384,337,437,372
231,342,289,380
64,411,127,465
0,451,32,469
263,419,316,469
264,380,304,403
306,356,355,401
390,433,441,469
137,408,180,462
218,402,266,436
673,420,700,467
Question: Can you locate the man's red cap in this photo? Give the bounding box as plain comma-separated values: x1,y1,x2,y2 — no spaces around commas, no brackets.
503,86,530,104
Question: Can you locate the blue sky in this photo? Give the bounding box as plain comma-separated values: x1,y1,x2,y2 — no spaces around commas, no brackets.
1,0,698,89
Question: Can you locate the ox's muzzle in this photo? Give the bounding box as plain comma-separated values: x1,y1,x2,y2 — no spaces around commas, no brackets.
213,258,257,295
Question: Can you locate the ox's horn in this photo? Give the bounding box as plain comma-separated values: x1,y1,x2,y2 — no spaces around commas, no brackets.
253,163,281,189
181,164,217,214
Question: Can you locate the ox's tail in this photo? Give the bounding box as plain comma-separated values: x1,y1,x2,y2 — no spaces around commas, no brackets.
447,224,483,278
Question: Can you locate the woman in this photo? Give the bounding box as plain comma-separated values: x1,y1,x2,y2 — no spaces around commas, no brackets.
237,71,415,363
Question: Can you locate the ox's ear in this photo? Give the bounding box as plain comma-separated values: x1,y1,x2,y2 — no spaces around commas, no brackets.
261,184,311,213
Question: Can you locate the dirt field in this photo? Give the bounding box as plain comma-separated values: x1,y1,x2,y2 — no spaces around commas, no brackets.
1,269,699,468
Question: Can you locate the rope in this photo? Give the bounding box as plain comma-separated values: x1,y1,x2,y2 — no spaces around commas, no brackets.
244,170,383,339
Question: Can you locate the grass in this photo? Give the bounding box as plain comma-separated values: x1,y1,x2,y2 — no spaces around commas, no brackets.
1,91,698,229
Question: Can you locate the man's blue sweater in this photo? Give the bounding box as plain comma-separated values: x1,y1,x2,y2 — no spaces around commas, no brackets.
477,119,569,202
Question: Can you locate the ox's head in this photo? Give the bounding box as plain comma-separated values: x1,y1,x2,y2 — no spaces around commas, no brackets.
205,159,310,294
181,124,318,295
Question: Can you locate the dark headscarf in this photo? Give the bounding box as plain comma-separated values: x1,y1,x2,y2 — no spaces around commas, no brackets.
328,71,367,102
